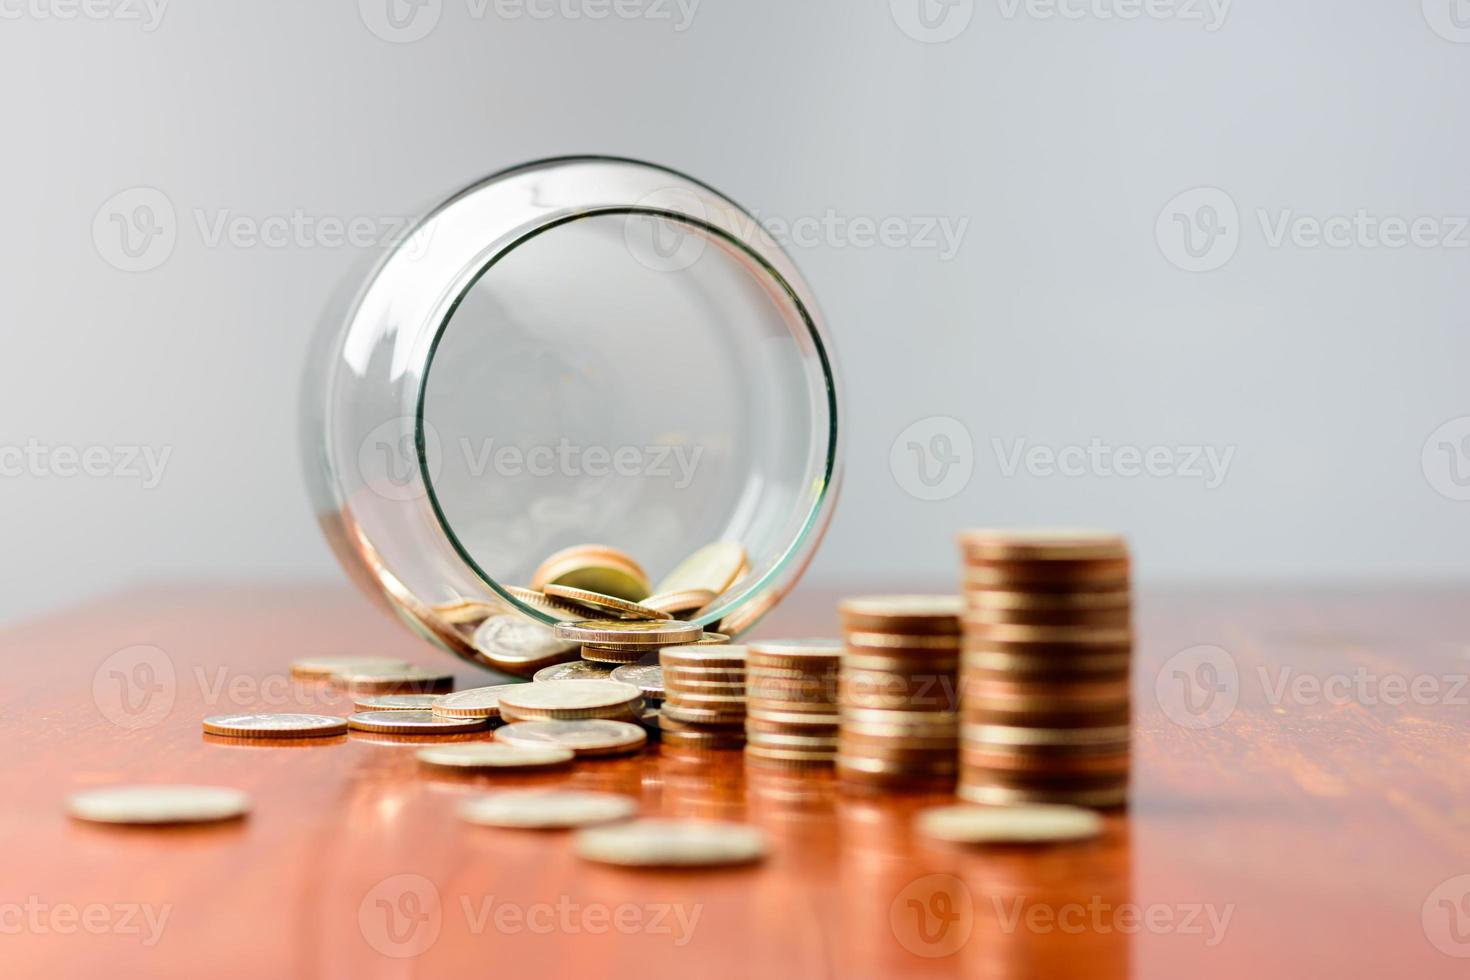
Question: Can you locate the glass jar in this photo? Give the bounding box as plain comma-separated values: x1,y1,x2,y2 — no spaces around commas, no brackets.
300,157,841,674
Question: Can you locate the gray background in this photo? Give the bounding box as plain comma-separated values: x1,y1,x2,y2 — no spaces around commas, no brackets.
3,0,1468,623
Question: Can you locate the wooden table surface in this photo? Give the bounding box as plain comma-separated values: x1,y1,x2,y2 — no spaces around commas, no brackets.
4,583,1469,979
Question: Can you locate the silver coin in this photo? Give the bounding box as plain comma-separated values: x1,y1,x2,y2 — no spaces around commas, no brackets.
534,661,615,683
474,615,580,664
347,710,488,734
458,790,637,829
417,742,574,770
494,719,647,757
917,804,1103,844
68,785,251,825
576,818,767,867
610,662,664,699
202,713,348,738
353,693,443,711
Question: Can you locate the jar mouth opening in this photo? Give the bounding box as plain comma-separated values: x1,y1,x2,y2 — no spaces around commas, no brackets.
413,205,840,629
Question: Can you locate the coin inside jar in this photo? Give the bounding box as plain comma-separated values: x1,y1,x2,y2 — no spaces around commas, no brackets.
531,544,651,601
534,661,615,682
554,619,702,647
653,542,748,596
495,719,648,757
544,584,672,621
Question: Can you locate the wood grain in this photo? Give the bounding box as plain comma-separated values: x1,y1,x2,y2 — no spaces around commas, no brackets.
2,584,1468,979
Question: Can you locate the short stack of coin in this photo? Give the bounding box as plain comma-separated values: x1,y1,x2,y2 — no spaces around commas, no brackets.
836,597,962,789
744,639,842,769
658,645,747,751
957,529,1133,808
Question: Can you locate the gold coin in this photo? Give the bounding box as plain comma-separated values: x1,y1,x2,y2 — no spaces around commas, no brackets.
957,528,1128,562
689,631,731,645
961,562,1131,591
432,684,528,719
961,622,1133,646
659,729,746,750
956,780,1129,809
416,742,574,770
532,544,650,601
534,661,615,682
347,710,488,734
660,644,748,669
747,638,843,668
642,588,718,617
289,656,411,680
579,644,653,665
554,619,701,647
457,790,637,828
495,719,647,757
917,803,1103,843
659,702,746,725
497,680,643,721
609,662,663,699
961,723,1132,747
747,707,846,727
576,818,767,867
962,649,1133,676
202,713,348,738
67,785,251,825
653,541,748,597
431,599,502,626
353,693,443,711
502,586,590,621
839,595,964,635
544,584,672,621
963,589,1132,611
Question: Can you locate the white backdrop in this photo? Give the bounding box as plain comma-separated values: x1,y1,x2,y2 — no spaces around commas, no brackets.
3,1,1468,621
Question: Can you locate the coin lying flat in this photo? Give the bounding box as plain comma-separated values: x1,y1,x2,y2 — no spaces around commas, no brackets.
576,818,767,867
68,785,251,825
654,542,748,597
334,665,455,693
919,804,1105,843
532,544,651,601
416,742,574,770
957,529,1128,562
495,719,647,757
535,661,615,682
202,713,348,738
431,684,527,720
544,585,672,621
497,680,643,722
353,693,444,711
347,710,488,734
554,619,702,647
290,656,411,679
458,790,637,829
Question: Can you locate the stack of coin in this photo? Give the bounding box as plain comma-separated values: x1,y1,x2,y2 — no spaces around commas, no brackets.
744,639,842,769
836,596,962,789
658,645,747,751
957,529,1132,809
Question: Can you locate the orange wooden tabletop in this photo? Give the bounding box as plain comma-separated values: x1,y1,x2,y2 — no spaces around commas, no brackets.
4,583,1469,979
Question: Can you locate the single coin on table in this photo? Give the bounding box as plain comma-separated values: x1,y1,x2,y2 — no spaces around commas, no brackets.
544,584,672,621
535,660,615,682
554,619,703,647
202,713,348,738
495,719,648,757
67,785,251,825
457,790,638,829
916,803,1104,844
576,818,767,867
289,656,410,680
531,544,651,601
497,680,643,722
431,683,528,720
333,665,455,693
653,541,748,597
353,693,443,711
347,710,487,735
416,742,574,770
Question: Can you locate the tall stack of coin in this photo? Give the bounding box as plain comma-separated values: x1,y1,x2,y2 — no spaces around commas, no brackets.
957,529,1132,809
836,597,963,789
744,639,842,769
658,645,747,751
